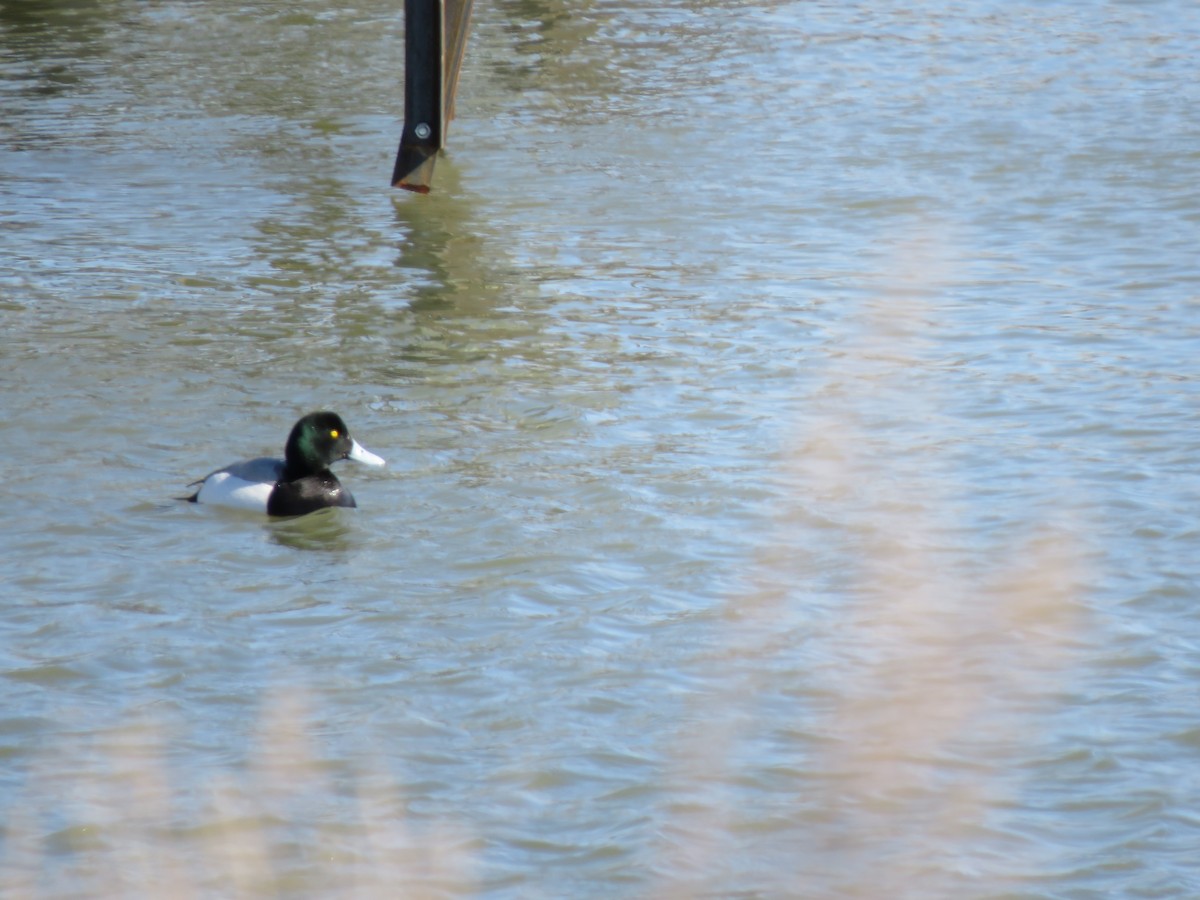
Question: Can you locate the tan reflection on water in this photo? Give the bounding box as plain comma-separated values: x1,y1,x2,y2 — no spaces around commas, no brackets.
658,224,1088,896
1,686,477,898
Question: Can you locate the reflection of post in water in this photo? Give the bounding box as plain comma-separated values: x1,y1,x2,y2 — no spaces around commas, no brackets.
392,0,475,194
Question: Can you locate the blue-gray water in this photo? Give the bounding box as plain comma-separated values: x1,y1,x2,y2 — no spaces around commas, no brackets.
3,0,1200,896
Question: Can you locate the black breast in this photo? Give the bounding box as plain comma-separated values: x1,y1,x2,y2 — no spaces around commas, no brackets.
267,471,357,517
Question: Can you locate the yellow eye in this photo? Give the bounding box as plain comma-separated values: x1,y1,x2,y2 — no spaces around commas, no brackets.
330,429,339,438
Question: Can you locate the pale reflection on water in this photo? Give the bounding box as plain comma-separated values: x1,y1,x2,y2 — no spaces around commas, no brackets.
3,0,1200,896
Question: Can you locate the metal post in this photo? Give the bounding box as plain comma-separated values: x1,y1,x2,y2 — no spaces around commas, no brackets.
392,0,474,193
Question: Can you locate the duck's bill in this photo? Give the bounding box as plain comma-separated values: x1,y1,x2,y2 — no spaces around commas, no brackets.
348,440,386,467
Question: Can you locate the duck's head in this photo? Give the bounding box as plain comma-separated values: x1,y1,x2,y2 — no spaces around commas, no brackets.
284,411,385,476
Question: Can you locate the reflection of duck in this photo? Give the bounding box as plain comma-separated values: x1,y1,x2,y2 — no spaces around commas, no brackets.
186,412,385,517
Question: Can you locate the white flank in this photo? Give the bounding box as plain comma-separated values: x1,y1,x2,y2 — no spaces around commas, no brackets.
195,472,275,511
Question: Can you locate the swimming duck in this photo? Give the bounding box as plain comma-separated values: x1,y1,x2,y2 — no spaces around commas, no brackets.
187,411,385,516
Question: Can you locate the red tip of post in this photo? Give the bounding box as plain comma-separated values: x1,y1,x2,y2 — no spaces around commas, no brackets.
396,181,431,194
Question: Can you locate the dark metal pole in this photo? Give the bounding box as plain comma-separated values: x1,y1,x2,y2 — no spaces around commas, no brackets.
392,0,474,193
392,0,442,192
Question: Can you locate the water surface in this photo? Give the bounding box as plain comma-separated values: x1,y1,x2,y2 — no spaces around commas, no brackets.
3,0,1200,896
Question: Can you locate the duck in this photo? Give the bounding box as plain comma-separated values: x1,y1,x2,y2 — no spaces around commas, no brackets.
186,411,385,516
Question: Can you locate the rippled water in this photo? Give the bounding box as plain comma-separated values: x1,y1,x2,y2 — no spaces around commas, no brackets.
4,0,1200,895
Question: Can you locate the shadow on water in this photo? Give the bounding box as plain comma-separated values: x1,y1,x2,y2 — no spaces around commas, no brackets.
267,507,356,553
389,169,504,316
0,0,112,125
485,0,607,98
240,161,544,384
0,0,107,42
